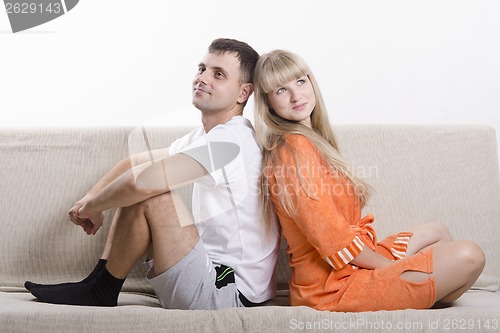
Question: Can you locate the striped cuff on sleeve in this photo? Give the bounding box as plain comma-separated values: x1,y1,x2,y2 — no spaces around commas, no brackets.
324,236,365,270
391,231,413,259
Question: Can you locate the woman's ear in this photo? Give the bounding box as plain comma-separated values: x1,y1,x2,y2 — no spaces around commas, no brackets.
237,83,254,104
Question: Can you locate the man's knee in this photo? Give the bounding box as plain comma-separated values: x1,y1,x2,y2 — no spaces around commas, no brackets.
141,192,194,227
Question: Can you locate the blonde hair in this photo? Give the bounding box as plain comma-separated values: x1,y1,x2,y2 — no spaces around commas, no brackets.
253,50,373,231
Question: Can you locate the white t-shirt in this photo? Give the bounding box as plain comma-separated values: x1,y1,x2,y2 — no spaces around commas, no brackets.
169,116,279,303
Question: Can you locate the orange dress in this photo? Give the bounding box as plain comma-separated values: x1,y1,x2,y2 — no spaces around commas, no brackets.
268,134,436,311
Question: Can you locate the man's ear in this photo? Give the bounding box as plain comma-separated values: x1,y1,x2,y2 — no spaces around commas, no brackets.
237,83,254,104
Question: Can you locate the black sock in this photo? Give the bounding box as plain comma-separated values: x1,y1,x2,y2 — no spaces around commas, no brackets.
24,259,108,291
28,266,125,307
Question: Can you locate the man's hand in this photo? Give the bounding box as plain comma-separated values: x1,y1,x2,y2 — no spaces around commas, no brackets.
68,200,104,236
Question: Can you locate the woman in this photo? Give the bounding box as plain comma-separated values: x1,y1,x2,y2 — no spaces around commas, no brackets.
253,50,485,311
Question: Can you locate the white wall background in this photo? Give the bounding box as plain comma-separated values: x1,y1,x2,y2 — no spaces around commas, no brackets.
1,1,499,160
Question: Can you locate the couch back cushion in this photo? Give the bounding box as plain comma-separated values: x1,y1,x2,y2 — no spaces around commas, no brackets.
0,127,194,293
1,125,499,294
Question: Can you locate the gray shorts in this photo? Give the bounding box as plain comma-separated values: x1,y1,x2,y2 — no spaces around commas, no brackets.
144,239,244,310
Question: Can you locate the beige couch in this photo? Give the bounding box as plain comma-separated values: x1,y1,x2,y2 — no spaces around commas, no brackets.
1,125,499,333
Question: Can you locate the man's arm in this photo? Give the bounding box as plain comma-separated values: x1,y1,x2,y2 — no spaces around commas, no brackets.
75,152,207,235
69,147,171,234
75,147,171,202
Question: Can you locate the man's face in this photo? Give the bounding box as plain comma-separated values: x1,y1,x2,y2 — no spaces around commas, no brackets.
192,52,245,114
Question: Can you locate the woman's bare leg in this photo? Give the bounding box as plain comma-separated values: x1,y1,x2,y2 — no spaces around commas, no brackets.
406,223,453,256
401,240,485,304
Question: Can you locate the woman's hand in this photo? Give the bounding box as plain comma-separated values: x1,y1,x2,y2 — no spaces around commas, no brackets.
350,246,394,270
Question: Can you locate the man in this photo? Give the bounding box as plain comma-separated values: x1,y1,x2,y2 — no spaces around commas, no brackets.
25,38,279,309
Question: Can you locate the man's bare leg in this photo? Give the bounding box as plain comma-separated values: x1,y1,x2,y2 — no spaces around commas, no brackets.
23,209,124,291
27,191,197,306
105,191,198,279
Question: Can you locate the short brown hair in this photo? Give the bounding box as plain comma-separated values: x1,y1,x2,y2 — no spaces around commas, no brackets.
208,38,259,84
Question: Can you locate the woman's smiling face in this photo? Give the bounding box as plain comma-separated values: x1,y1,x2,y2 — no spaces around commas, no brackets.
266,76,316,128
